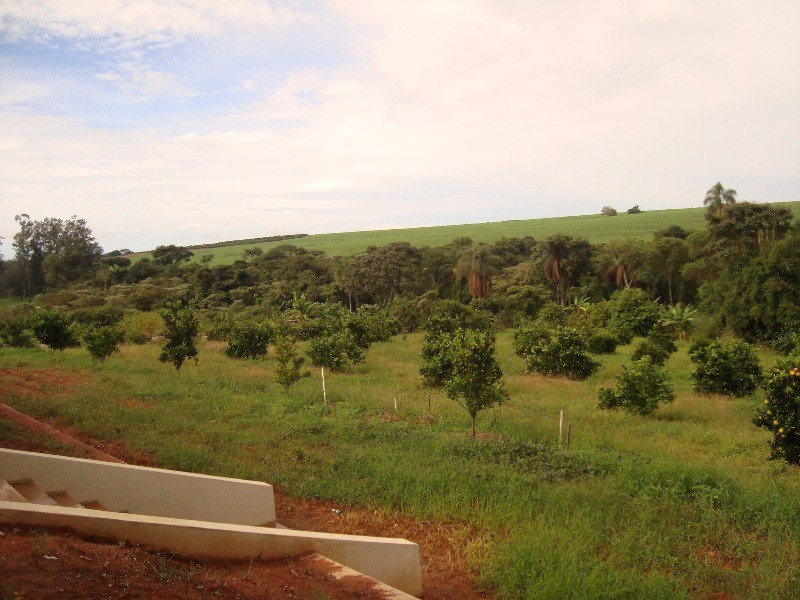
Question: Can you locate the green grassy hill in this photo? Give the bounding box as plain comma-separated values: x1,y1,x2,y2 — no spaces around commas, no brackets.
136,202,800,265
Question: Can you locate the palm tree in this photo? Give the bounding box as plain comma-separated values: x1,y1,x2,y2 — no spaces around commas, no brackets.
661,303,697,340
453,244,501,299
282,292,319,327
703,182,737,216
540,234,592,306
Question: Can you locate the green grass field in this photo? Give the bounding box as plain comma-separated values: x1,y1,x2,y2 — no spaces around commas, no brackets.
1,336,797,598
130,201,800,264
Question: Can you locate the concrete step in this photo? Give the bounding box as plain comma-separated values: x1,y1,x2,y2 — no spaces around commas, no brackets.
1,479,28,503
9,479,58,506
81,500,108,511
47,490,83,509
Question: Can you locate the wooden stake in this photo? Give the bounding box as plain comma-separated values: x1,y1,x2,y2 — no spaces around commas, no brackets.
393,397,398,411
321,367,327,405
559,409,564,446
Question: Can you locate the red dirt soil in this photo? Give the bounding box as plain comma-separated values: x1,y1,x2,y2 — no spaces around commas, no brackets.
0,367,492,598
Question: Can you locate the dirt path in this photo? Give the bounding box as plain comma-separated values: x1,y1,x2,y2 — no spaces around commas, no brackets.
0,401,491,599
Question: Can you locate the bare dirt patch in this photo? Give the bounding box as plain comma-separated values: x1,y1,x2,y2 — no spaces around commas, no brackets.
0,525,389,599
0,367,90,399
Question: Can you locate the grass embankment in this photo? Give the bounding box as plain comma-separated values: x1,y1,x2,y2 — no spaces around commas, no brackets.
131,201,800,265
1,337,798,598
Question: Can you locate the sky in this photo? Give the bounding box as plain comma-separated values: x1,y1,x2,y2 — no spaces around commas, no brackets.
0,0,798,254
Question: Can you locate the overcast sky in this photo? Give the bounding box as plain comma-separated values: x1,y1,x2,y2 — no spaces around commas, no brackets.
1,0,798,253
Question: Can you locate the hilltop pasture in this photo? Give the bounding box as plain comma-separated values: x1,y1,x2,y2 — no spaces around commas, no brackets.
128,202,800,264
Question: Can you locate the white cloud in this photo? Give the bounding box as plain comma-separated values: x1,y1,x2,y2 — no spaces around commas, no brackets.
0,0,296,46
0,0,798,252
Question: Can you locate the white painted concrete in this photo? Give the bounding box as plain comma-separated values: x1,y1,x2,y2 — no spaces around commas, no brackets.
0,501,423,596
0,449,274,525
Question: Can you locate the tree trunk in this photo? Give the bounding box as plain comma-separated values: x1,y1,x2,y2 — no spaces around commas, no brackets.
471,414,476,438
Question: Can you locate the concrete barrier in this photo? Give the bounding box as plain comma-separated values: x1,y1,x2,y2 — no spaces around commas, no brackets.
0,502,423,596
0,449,274,525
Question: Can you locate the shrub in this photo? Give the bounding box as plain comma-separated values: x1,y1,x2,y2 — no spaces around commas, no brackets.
119,311,163,344
754,351,800,464
514,324,599,380
421,299,494,335
31,309,78,351
443,329,508,437
535,302,565,327
598,356,675,415
601,205,618,216
224,322,272,359
420,332,456,388
626,205,642,214
607,288,662,339
588,329,619,355
689,339,762,397
0,316,36,348
307,330,365,372
83,326,122,362
388,296,421,333
159,302,199,371
631,325,678,366
345,307,399,349
274,336,308,389
768,331,800,355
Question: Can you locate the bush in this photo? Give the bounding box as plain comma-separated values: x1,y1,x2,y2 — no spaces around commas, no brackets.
0,316,36,348
224,322,272,359
588,329,619,355
159,302,199,371
443,329,508,437
689,339,762,397
631,325,678,366
83,326,122,362
598,356,675,415
601,206,618,216
607,288,662,339
421,299,494,335
274,336,308,389
420,332,456,388
345,307,399,349
754,350,800,464
307,330,365,372
514,324,600,380
119,311,163,344
535,302,565,327
31,309,78,351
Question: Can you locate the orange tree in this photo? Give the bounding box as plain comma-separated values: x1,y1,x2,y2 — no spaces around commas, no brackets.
754,350,800,464
443,328,508,437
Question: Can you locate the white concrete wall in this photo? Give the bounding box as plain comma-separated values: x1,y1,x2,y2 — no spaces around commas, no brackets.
0,449,275,526
0,502,423,597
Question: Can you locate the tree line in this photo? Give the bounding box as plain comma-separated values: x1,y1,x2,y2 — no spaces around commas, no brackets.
1,183,796,346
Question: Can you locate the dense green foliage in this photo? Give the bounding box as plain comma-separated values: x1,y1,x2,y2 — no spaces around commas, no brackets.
514,323,600,380
223,322,272,359
631,325,678,366
754,351,800,464
158,302,199,371
587,329,619,354
31,308,78,350
83,325,122,362
306,330,365,371
598,356,675,415
0,313,36,348
442,328,508,436
273,336,308,389
689,339,762,397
